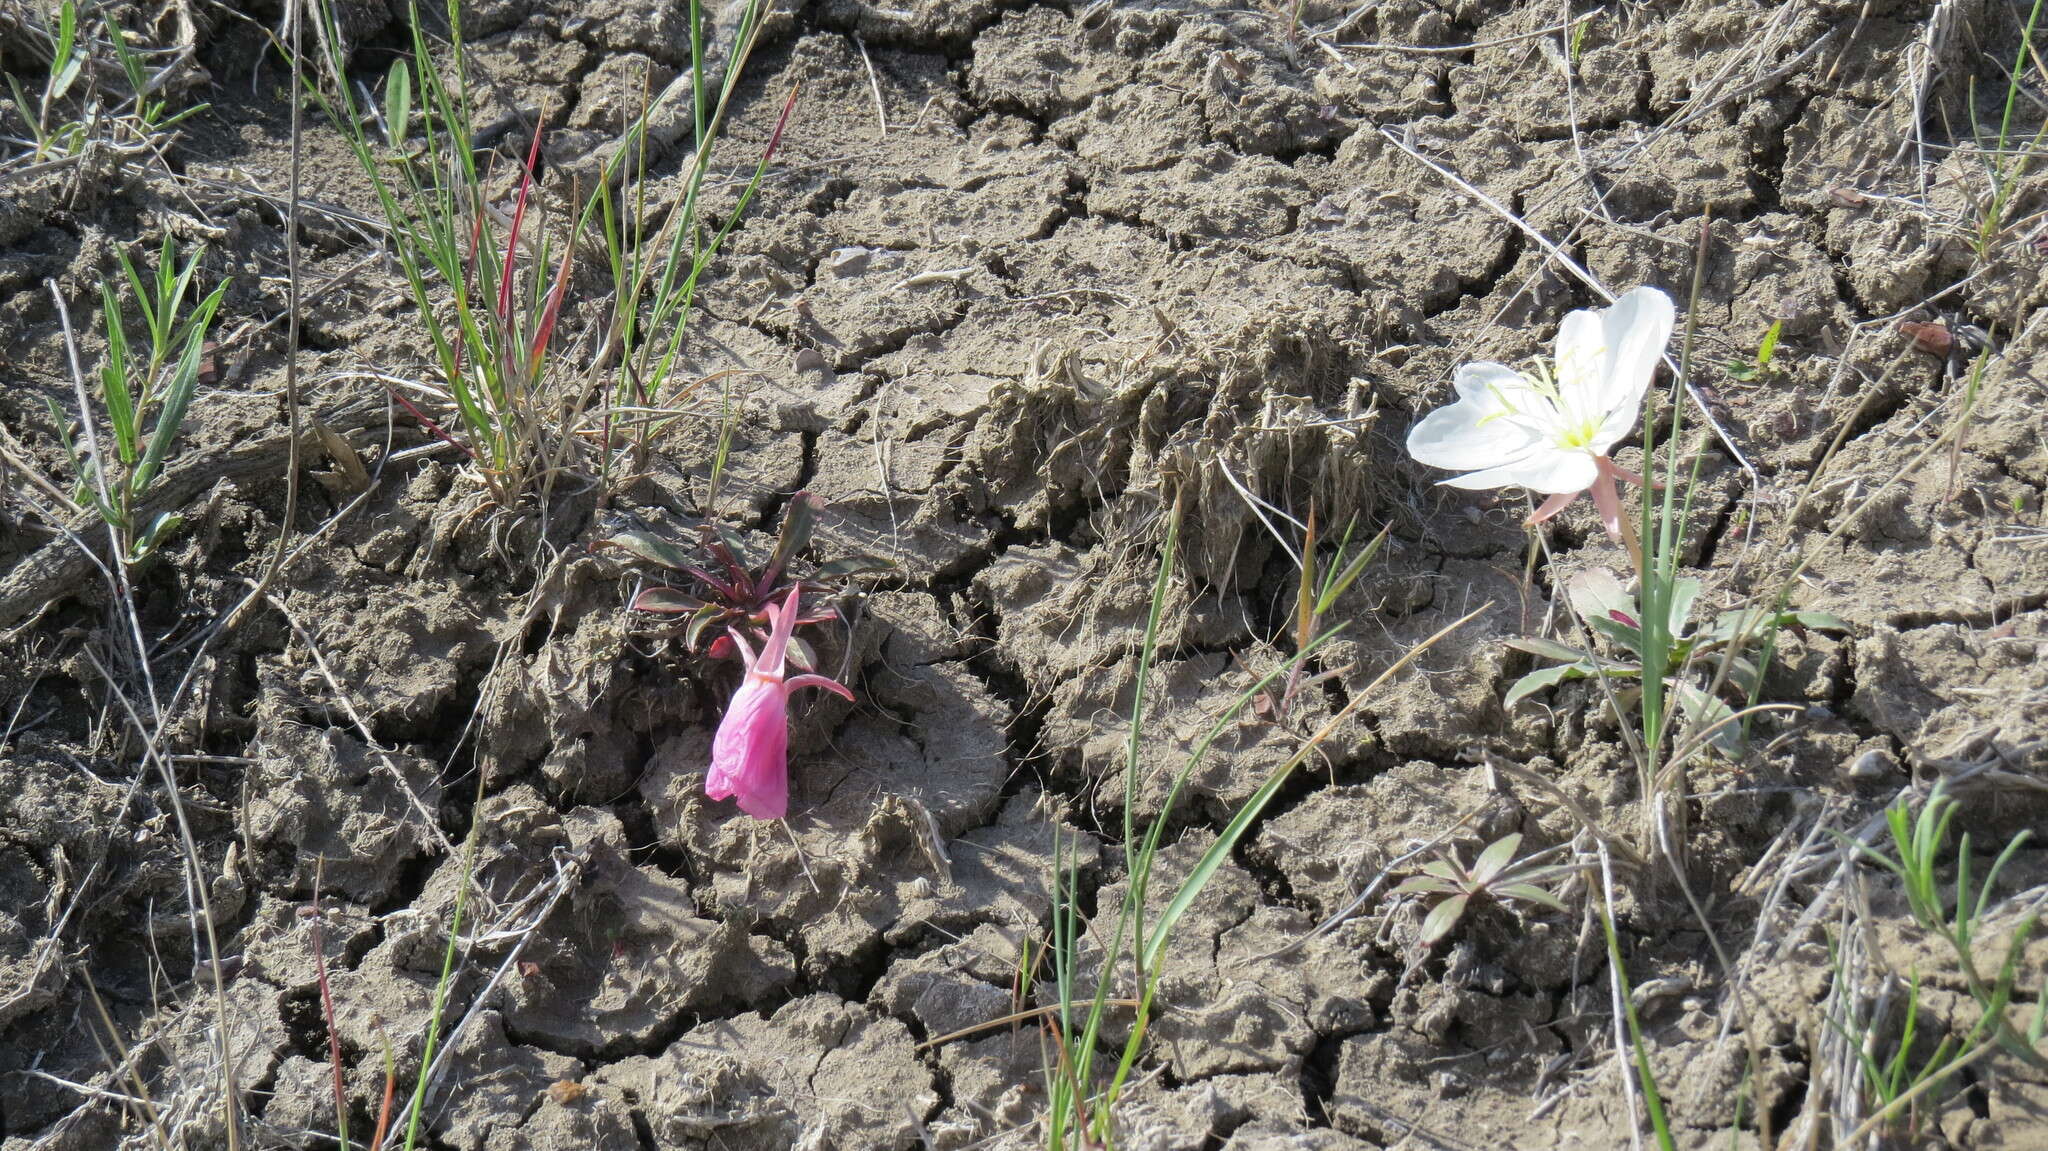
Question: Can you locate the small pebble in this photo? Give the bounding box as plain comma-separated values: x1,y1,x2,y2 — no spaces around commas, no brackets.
1845,747,1899,780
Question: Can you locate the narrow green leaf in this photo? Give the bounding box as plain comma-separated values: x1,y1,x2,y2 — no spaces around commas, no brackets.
385,60,412,149
1392,876,1461,898
1506,636,1590,663
98,283,138,465
763,491,823,591
1786,611,1851,633
1496,884,1567,914
49,1,82,101
1314,523,1389,617
135,281,226,491
106,17,147,102
599,529,696,571
1755,317,1783,369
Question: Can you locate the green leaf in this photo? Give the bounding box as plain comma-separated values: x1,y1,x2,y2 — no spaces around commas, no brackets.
762,491,823,590
98,282,138,466
134,280,226,491
1566,567,1636,626
1506,636,1590,663
629,586,707,614
1755,317,1783,369
600,529,696,571
1471,834,1523,885
106,17,148,103
1314,523,1388,617
1392,876,1461,898
1676,681,1743,757
1496,883,1567,914
49,1,82,102
384,59,412,149
683,604,724,651
1785,610,1851,633
1418,894,1470,947
1665,577,1701,638
1503,662,1588,709
1587,613,1643,655
132,511,183,558
786,635,816,672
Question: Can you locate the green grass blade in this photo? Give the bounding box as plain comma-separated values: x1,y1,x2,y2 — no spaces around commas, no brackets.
98,283,139,467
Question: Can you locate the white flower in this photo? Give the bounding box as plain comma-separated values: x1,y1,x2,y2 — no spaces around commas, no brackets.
1406,286,1675,540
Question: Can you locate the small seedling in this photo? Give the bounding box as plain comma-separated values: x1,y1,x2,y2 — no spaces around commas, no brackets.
1723,318,1782,382
1392,832,1572,947
1255,506,1384,721
46,236,229,560
604,491,890,663
1504,567,1847,756
1827,967,1957,1143
1845,785,2042,1045
3,1,211,170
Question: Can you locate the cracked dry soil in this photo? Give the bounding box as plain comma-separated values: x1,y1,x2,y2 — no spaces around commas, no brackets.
4,0,2048,1148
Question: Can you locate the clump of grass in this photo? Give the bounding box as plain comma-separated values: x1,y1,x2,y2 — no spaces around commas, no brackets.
44,235,228,562
307,0,785,512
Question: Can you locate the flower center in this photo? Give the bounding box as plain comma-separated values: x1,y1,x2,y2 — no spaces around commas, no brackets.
1554,417,1603,450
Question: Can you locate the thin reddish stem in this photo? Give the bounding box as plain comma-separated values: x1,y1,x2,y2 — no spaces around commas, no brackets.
308,882,349,1151
528,234,574,374
497,113,547,326
384,382,477,461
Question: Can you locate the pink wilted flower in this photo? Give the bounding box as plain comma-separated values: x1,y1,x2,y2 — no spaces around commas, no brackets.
706,586,853,820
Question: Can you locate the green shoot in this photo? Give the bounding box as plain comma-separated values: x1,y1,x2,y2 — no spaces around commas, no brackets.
1842,786,2041,1048
1601,905,1676,1151
1723,318,1782,382
1264,505,1385,721
3,1,210,169
46,236,228,560
1974,0,2048,258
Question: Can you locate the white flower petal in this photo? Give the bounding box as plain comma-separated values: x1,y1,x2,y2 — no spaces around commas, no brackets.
1589,286,1675,434
1440,446,1599,495
1407,362,1547,472
1552,307,1606,411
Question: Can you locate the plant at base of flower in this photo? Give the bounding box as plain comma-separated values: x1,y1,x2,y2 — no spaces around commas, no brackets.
1503,567,1848,756
603,490,890,667
706,586,854,820
1406,286,1676,554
